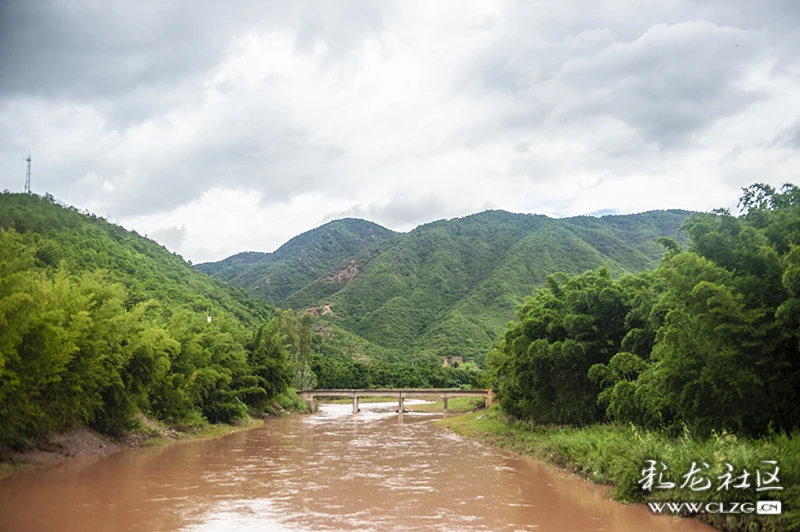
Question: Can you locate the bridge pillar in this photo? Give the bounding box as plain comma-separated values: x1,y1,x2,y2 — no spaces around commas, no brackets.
398,394,404,413
487,389,495,407
352,394,359,414
442,396,448,414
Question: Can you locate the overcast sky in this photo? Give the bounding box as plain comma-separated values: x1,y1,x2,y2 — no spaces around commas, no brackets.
1,1,798,263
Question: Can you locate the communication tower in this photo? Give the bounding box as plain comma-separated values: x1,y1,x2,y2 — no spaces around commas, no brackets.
24,154,31,193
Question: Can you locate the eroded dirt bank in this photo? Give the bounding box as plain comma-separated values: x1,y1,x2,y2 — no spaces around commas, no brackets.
0,415,265,478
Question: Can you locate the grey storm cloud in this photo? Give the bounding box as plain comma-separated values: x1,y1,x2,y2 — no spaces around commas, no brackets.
0,0,798,262
562,21,765,148
1,1,248,100
0,0,390,100
0,0,391,132
458,15,769,149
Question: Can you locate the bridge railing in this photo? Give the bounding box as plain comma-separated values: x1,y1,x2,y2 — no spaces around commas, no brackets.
296,388,494,414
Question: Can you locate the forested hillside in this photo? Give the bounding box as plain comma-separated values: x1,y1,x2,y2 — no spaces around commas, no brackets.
0,193,301,451
196,218,397,302
1,193,270,325
201,209,692,362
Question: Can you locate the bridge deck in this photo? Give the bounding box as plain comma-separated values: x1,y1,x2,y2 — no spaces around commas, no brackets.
297,388,490,398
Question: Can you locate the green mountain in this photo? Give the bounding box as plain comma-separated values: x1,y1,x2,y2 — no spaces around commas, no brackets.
200,209,692,363
0,193,271,325
196,218,397,302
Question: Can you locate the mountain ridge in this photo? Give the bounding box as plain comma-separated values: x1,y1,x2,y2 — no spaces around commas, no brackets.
199,208,693,362
196,218,397,302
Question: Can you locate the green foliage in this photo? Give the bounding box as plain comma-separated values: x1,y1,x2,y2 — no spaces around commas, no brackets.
202,209,691,363
496,183,800,438
245,317,292,412
274,388,312,414
309,346,476,390
0,193,296,450
497,268,638,424
0,193,271,326
311,349,369,389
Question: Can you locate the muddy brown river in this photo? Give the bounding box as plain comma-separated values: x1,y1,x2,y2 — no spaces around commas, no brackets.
0,401,713,531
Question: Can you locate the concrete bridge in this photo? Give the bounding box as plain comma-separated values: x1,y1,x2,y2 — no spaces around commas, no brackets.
296,388,494,414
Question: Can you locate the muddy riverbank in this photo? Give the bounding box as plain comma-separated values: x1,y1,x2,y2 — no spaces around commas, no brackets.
0,414,265,479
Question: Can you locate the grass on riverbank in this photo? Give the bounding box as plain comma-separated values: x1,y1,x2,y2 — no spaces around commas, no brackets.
439,407,800,532
274,388,312,414
138,417,265,448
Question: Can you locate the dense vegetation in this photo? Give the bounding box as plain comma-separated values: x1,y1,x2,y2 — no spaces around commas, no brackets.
0,193,304,451
201,209,692,362
479,184,800,529
310,348,475,390
492,183,800,438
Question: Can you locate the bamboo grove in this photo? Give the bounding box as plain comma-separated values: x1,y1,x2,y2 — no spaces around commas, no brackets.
0,194,307,450
489,184,800,438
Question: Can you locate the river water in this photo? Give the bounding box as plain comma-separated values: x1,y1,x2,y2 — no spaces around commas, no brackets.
0,401,713,531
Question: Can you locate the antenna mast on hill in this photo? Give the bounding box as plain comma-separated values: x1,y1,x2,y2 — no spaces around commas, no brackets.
24,154,31,193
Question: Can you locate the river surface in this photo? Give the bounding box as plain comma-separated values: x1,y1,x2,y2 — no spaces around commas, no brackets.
0,401,714,531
